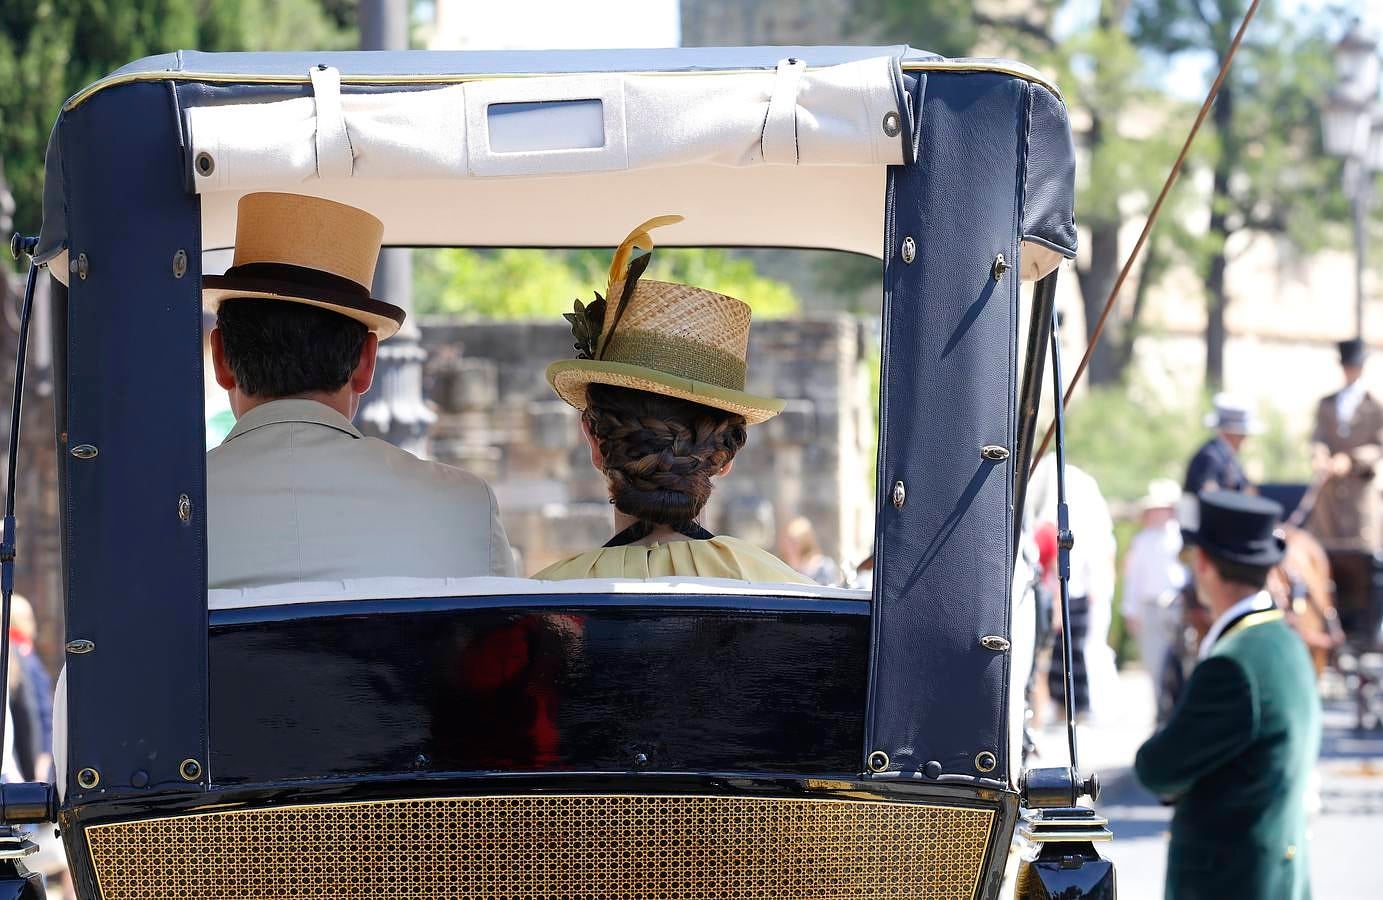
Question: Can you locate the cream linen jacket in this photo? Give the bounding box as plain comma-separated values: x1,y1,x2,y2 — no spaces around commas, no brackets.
207,399,513,588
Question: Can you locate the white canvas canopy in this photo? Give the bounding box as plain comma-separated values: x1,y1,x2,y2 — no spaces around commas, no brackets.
181,57,904,259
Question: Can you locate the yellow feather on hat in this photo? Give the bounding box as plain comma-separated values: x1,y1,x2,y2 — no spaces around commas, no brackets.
596,215,683,359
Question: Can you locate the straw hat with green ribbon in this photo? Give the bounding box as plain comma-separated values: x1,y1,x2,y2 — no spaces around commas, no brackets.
546,216,786,425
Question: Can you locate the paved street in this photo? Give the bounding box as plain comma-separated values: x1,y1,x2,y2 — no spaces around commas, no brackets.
1031,668,1383,900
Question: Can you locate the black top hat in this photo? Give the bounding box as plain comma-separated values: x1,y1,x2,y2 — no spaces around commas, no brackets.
1339,338,1367,368
1181,490,1285,567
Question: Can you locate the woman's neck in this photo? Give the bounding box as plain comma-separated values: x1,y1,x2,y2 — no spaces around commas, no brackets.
612,510,693,545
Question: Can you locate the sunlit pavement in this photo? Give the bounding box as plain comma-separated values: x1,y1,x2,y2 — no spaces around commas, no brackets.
1031,668,1383,900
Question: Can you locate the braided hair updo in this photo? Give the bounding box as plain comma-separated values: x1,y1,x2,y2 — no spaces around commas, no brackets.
584,383,748,539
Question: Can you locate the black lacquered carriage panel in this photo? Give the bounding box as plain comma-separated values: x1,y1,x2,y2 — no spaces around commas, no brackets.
209,595,870,783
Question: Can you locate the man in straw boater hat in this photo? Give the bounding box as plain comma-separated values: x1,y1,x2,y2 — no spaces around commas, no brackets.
203,192,514,588
1307,337,1383,642
534,216,810,583
1136,491,1320,900
1183,393,1260,497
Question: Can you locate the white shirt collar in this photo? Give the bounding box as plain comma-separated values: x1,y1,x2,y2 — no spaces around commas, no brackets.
1199,590,1273,659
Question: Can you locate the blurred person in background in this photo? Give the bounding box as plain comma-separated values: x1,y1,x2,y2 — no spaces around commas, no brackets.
1307,338,1383,643
1137,492,1320,900
1184,393,1258,496
779,516,842,587
8,594,52,781
1026,455,1118,721
1122,479,1187,713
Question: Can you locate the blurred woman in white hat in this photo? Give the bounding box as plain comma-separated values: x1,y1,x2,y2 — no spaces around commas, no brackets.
536,217,808,584
1122,478,1188,715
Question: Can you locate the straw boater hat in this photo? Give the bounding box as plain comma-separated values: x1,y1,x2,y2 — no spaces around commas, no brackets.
202,192,406,339
546,216,785,424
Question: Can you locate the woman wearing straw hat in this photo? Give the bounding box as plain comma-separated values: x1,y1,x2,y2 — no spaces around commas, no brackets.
535,217,810,584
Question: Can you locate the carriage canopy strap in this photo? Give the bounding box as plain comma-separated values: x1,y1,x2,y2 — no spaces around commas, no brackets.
309,64,353,179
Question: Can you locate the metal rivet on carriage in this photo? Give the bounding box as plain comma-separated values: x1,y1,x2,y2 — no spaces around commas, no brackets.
900,236,916,264
980,445,1011,462
882,111,901,137
177,494,193,524
74,252,89,280
65,639,95,655
70,444,98,460
867,750,891,773
980,635,1011,652
179,759,203,782
130,771,149,789
76,768,100,790
891,480,906,509
924,760,943,779
172,250,188,279
974,751,998,773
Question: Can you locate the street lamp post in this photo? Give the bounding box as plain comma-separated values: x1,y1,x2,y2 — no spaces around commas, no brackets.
1323,21,1383,341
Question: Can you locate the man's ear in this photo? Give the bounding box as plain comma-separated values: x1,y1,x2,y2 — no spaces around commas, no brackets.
350,332,379,395
209,327,238,391
718,458,735,478
581,415,604,468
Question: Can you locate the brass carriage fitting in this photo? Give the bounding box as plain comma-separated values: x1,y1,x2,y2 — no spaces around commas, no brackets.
64,639,95,655
179,759,203,782
882,111,901,137
172,250,188,279
974,751,998,773
900,236,916,264
177,494,193,524
867,750,891,773
70,444,98,460
76,768,100,790
891,480,906,509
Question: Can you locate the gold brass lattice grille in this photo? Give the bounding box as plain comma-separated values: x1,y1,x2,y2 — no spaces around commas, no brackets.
86,793,995,899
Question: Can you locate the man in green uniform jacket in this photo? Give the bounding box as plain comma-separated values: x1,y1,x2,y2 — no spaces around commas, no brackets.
1135,491,1321,900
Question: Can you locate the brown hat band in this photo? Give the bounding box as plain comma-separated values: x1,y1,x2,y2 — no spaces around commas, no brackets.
601,328,748,391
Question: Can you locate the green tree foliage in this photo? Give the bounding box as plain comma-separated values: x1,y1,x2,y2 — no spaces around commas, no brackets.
0,0,353,237
414,248,799,320
1132,0,1350,387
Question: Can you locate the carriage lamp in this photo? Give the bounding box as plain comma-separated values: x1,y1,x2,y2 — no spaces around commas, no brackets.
1322,19,1383,341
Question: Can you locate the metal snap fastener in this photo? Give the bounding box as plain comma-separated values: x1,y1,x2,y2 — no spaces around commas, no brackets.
179,758,203,782
177,494,193,524
974,751,998,773
172,249,188,279
900,236,916,264
70,444,98,460
194,151,215,176
130,770,150,789
867,750,890,773
65,639,95,655
76,768,100,790
981,445,1011,462
923,760,943,779
882,110,901,137
980,635,1011,652
891,480,906,509
992,253,1011,281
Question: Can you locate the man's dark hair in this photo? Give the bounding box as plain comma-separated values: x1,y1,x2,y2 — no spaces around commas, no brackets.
216,299,368,398
1206,553,1271,591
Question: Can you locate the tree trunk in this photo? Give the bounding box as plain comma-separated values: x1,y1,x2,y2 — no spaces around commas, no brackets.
1076,221,1122,386
1204,81,1235,391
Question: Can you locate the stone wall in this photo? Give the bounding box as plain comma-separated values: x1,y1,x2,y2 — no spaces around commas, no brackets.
419,316,877,577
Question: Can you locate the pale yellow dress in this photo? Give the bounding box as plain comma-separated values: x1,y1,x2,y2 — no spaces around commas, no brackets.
534,535,814,584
